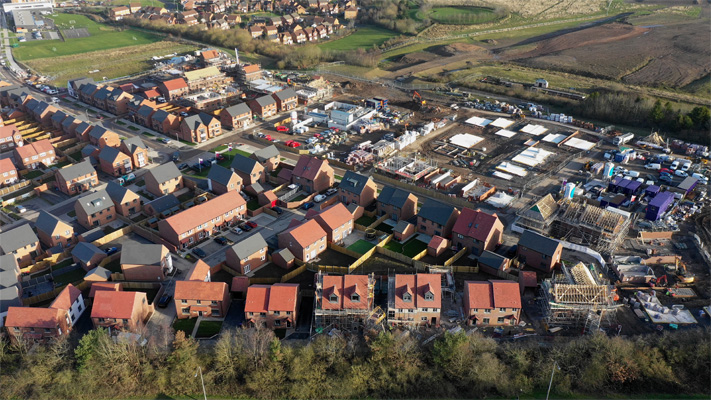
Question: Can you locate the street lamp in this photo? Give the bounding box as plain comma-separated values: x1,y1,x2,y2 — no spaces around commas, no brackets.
546,361,561,400
195,366,207,400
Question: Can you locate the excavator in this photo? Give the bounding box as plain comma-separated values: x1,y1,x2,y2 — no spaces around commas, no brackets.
674,259,695,284
412,91,426,110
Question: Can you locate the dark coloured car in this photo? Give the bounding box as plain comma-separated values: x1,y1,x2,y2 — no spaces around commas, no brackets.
271,206,283,214
240,223,252,232
105,247,119,255
246,221,258,228
157,294,172,308
178,163,189,170
214,237,228,246
191,247,207,258
172,151,181,161
301,202,314,210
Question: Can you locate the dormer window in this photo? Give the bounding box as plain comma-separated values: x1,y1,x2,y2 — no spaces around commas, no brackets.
351,292,360,302
402,292,412,302
425,291,434,301
328,292,338,303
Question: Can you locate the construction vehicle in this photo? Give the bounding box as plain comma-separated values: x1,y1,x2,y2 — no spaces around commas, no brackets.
649,274,668,288
411,91,426,110
675,259,695,283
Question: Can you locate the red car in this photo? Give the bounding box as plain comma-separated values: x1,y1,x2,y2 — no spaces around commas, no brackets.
246,221,258,228
285,140,301,148
216,153,225,161
276,125,289,133
264,135,273,141
660,168,672,175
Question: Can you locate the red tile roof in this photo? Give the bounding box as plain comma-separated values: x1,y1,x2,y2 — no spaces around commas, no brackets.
309,202,352,231
428,235,446,249
231,276,249,292
143,89,160,98
89,282,123,298
465,281,493,309
174,280,227,301
519,271,537,289
279,218,327,248
160,191,245,235
201,49,219,60
14,139,54,160
394,274,415,309
394,274,441,309
91,291,144,319
452,208,500,242
0,124,20,140
322,274,369,310
465,280,521,310
5,307,64,329
0,158,16,174
186,260,211,281
292,155,329,181
50,284,81,311
267,283,299,312
244,285,270,313
243,64,260,73
162,78,188,92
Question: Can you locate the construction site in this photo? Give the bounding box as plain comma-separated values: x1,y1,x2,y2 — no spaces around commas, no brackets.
539,262,620,334
550,200,633,253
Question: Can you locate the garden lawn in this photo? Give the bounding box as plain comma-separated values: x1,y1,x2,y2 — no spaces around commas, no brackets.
355,215,377,226
374,222,393,234
318,26,398,51
173,318,197,336
402,239,428,257
51,258,74,272
347,239,376,255
196,321,223,338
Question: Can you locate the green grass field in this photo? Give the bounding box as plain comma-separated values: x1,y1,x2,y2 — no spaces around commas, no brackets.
384,237,428,257
427,7,499,25
173,318,197,336
318,26,398,51
13,13,161,61
347,239,376,255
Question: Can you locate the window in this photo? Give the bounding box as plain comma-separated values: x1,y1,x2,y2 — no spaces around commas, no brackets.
181,299,187,304
274,319,281,326
196,300,202,305
472,308,478,313
98,318,105,322
421,317,428,321
497,317,505,324
484,309,491,314
45,328,52,333
499,308,506,312
457,234,464,239
182,308,190,314
122,319,129,324
274,311,280,316
249,312,254,316
286,311,291,315
482,318,490,324
260,312,266,317
211,301,218,305
351,293,360,302
13,327,20,333
422,308,428,312
329,293,338,303
425,291,434,301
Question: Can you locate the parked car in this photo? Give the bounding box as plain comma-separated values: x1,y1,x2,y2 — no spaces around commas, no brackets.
674,170,688,177
240,223,252,232
314,194,326,202
246,221,258,229
271,206,283,214
172,151,180,162
191,247,207,258
276,125,289,133
660,168,673,175
231,227,243,235
288,184,299,190
159,138,171,144
301,202,315,210
157,294,172,308
214,237,228,246
105,247,119,255
326,188,337,196
14,205,26,214
216,153,225,161
285,140,300,148
179,111,189,117
178,163,189,170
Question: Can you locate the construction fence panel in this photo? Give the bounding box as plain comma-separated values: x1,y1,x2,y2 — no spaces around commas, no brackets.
281,263,307,283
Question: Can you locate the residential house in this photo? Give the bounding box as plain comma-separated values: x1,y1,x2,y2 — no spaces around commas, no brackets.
225,14,241,25
4,307,71,344
119,137,149,170
74,121,94,142
291,29,306,43
0,255,22,326
91,290,154,332
306,203,353,244
207,164,242,195
74,189,116,229
238,63,263,83
144,162,184,197
225,232,268,274
250,145,280,173
291,156,334,194
272,88,298,112
416,199,460,238
50,111,68,131
387,273,441,326
110,6,131,20
219,103,252,129
50,284,86,327
35,210,74,249
314,272,374,327
71,242,107,271
463,280,521,326
516,230,563,273
183,66,231,93
55,160,98,195
452,208,504,256
174,280,231,319
179,112,221,144
30,101,57,127
128,3,141,13
98,146,133,177
262,24,278,37
143,194,180,217
279,32,293,45
88,126,121,149
150,109,180,135
376,186,417,222
277,219,327,262
244,283,300,329
247,95,277,119
0,224,39,267
61,117,80,136
344,6,357,19
91,86,114,110
0,158,18,186
303,27,316,41
158,191,246,249
135,105,157,128
186,259,211,282
105,181,141,216
120,243,172,281
79,83,102,104
158,78,189,101
476,250,512,277
0,124,22,152
230,153,265,185
13,139,55,169
249,26,263,38
200,49,220,65
67,77,95,99
337,171,376,207
107,88,133,115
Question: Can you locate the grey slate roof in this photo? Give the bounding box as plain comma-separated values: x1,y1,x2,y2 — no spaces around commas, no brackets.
338,171,371,196
75,189,113,215
518,230,561,257
0,286,22,314
253,94,276,108
51,110,68,124
197,112,216,126
105,181,136,204
137,105,156,117
69,77,95,91
392,220,412,234
272,88,297,102
75,121,93,134
223,103,251,117
81,145,99,159
85,266,111,280
251,145,279,163
207,164,237,186
377,186,412,208
0,254,19,289
477,250,508,270
80,83,99,96
24,98,39,111
147,162,181,184
418,199,457,226
98,145,123,163
183,114,204,130
122,136,147,154
151,109,171,123
273,248,294,263
248,182,264,194
230,153,259,174
120,243,165,266
34,210,65,237
57,160,95,181
0,224,38,254
62,117,79,130
145,194,180,214
108,87,126,101
72,242,104,264
80,227,105,243
229,233,267,260
93,86,113,100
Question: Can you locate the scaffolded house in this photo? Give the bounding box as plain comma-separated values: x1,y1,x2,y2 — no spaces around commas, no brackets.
516,194,559,234
313,272,379,332
551,200,632,253
540,262,619,334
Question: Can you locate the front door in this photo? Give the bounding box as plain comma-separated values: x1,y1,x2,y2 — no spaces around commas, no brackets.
431,317,437,325
198,311,204,317
310,250,316,260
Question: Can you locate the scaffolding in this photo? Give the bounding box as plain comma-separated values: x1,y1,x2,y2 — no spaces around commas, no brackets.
516,194,560,234
540,262,620,333
313,271,375,332
551,200,632,253
375,153,438,183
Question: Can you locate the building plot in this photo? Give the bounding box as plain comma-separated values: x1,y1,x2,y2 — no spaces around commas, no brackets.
520,124,549,136
564,137,596,151
494,129,517,138
511,147,554,167
496,162,528,177
542,133,567,144
449,133,484,149
464,116,492,128
489,118,515,129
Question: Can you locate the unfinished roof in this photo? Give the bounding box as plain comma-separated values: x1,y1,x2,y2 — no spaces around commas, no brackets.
557,201,627,234
184,66,221,82
519,194,558,222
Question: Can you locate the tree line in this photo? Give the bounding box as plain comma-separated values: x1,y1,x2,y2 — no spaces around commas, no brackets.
1,327,709,399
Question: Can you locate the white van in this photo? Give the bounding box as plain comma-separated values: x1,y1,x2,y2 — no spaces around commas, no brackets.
624,170,640,178
645,163,661,170
692,173,708,184
681,160,692,171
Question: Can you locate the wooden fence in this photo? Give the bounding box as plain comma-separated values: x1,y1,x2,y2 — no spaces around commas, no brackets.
280,263,307,283
453,265,480,273
0,180,32,197
444,247,468,267
249,277,280,284
91,225,133,247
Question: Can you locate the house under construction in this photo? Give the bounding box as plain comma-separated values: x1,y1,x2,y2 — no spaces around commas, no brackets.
375,154,438,183
516,194,560,234
550,200,632,253
540,262,620,334
313,272,381,332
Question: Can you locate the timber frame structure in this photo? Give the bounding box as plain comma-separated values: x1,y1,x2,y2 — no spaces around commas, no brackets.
550,200,633,254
